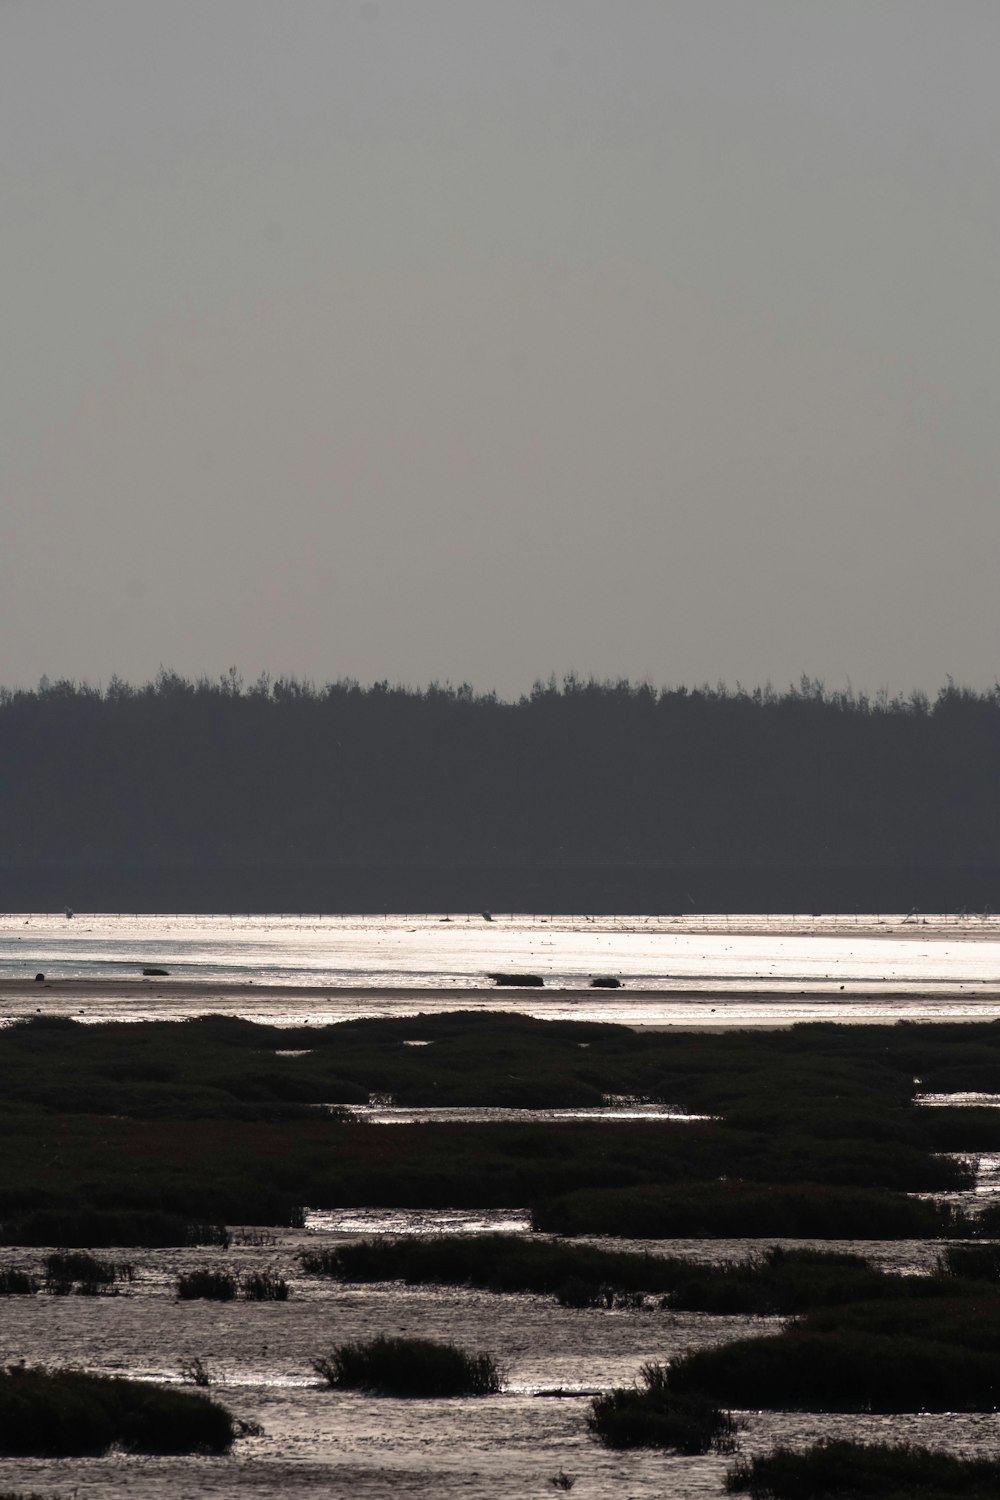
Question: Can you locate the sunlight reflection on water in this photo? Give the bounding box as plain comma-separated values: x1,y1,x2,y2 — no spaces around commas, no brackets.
4,912,1000,1028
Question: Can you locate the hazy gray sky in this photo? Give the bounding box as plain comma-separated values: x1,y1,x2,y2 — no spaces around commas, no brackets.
4,1,1000,697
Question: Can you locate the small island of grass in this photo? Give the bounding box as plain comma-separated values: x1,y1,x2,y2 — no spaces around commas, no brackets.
312,1335,504,1397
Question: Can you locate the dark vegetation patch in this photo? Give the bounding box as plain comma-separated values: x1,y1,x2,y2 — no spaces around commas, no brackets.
177,1270,238,1301
304,1235,977,1314
6,1010,1000,1123
1,1012,998,1226
241,1271,289,1300
588,1362,737,1453
0,1365,235,1456
667,1295,1000,1411
726,1439,1000,1498
0,1210,231,1249
43,1252,134,1295
938,1241,1000,1280
177,1269,289,1301
312,1336,504,1397
0,1270,38,1296
532,1182,969,1239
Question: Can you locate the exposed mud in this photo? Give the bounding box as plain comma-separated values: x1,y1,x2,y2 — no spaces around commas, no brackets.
0,1227,994,1497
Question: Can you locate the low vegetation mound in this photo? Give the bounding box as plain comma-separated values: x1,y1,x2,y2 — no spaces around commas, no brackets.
303,1234,970,1315
0,1270,38,1296
1,1011,998,1229
177,1271,238,1301
177,1269,288,1301
940,1242,1000,1281
533,1182,969,1239
0,1366,235,1456
669,1297,1000,1412
312,1336,504,1397
0,1210,230,1249
726,1439,1000,1498
588,1362,737,1453
44,1252,134,1295
241,1271,289,1300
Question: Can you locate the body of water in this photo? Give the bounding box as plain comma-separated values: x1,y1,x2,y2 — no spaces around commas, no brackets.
2,913,998,1496
3,912,1000,1027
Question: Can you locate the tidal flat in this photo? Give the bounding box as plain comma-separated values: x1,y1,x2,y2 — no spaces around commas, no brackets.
2,939,1000,1496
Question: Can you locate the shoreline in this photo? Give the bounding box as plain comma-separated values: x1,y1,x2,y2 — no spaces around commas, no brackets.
3,976,1000,1032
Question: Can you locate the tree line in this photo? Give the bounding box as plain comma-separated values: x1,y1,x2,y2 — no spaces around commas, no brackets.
2,673,998,886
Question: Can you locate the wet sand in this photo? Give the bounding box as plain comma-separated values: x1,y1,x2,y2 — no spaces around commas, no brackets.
0,1230,993,1500
3,963,1000,1493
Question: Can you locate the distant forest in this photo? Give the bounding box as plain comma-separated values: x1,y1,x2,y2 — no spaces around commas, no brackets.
2,672,1000,912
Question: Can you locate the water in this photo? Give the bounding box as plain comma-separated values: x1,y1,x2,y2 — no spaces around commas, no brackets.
4,912,1000,1028
0,1228,992,1498
2,913,999,1495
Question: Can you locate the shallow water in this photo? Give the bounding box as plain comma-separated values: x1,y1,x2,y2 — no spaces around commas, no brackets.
5,911,1000,992
5,912,1000,1029
0,1230,993,1499
338,1103,711,1124
4,915,1000,1495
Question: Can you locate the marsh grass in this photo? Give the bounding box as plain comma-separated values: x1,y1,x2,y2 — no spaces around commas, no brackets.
938,1242,1000,1281
179,1357,212,1388
668,1296,1000,1412
0,1270,38,1296
726,1439,1000,1497
43,1252,134,1296
0,1012,995,1232
0,1366,235,1456
176,1270,238,1301
313,1336,505,1397
304,1234,952,1315
1,1210,230,1249
588,1363,737,1453
533,1182,970,1239
240,1271,289,1300
176,1268,288,1300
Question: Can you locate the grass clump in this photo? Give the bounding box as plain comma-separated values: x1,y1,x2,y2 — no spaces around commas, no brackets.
588,1362,737,1453
241,1271,289,1301
0,1210,230,1249
0,1365,235,1455
533,1182,968,1239
304,1234,952,1316
312,1335,504,1397
44,1252,133,1296
668,1296,1000,1412
939,1242,1000,1281
0,1269,38,1296
176,1268,288,1300
726,1439,1000,1497
176,1270,238,1301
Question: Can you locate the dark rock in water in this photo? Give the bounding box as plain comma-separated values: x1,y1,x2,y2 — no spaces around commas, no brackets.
34,973,45,982
142,967,169,977
487,972,544,987
590,976,623,989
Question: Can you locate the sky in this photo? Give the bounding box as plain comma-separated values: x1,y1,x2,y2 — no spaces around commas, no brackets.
3,1,1000,699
